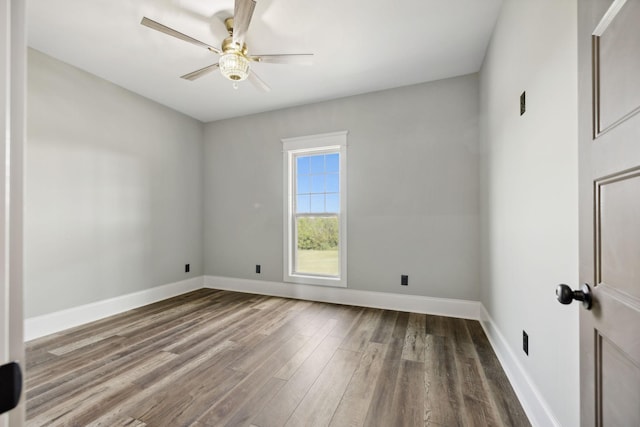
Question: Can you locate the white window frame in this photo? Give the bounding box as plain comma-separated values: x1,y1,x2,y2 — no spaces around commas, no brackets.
282,131,348,287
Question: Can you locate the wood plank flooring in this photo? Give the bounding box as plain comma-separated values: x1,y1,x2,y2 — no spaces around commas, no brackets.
25,289,531,426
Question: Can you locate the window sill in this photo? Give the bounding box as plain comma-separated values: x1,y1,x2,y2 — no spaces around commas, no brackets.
284,274,347,288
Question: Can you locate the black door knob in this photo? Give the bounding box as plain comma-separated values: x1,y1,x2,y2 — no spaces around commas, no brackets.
556,283,592,310
0,361,22,414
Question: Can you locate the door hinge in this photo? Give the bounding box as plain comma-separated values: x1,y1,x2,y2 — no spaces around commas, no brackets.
0,361,22,414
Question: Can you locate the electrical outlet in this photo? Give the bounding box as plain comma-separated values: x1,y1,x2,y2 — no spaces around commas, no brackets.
185,264,190,273
401,275,408,286
255,264,261,274
520,91,526,115
523,330,529,355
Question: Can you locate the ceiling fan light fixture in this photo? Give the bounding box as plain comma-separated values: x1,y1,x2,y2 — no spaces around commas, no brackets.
219,52,250,82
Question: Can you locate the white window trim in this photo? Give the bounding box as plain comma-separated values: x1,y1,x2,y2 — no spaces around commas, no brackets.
282,131,348,287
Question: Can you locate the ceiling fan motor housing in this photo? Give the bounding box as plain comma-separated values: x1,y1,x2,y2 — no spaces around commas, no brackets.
220,18,250,82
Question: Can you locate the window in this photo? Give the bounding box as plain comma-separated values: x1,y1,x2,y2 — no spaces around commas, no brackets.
282,131,347,287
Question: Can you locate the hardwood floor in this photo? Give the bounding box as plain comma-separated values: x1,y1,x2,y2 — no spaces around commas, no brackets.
25,289,531,426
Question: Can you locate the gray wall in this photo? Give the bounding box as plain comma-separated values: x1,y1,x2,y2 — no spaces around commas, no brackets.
25,49,204,317
204,74,480,300
479,0,579,425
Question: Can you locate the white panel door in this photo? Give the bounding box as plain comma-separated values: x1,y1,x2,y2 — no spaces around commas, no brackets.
0,0,25,425
577,0,640,425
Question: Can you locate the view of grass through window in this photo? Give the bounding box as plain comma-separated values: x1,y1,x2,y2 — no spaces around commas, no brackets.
296,217,339,276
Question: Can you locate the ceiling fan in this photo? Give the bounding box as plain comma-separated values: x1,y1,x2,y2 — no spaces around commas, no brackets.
140,0,313,91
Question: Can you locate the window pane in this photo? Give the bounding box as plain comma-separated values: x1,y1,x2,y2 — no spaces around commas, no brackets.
310,175,325,193
297,156,310,174
310,194,324,212
296,195,310,213
295,216,339,276
326,173,339,193
297,174,310,194
310,155,325,173
326,193,339,213
326,153,339,173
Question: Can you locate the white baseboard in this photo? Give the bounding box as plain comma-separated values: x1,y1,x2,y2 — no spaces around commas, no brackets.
24,276,204,341
479,305,560,427
204,275,481,320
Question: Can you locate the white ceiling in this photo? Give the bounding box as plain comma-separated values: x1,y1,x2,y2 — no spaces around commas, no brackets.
28,0,503,123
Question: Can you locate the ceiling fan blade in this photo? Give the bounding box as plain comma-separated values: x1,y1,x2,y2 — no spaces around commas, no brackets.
141,17,221,54
248,70,271,92
248,54,314,65
180,63,220,81
233,0,256,46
